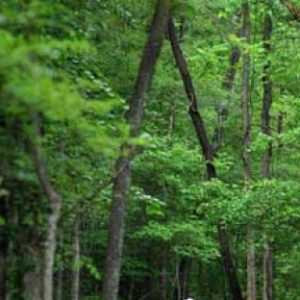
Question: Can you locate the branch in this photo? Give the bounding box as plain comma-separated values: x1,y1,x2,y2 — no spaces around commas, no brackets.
282,0,300,21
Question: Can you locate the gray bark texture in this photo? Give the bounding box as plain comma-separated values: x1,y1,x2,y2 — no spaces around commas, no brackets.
30,115,63,300
101,1,171,299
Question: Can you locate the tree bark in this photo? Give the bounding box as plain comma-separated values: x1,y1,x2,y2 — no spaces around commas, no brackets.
240,3,256,299
241,1,251,184
56,269,63,300
168,17,216,179
247,229,256,300
173,257,191,300
30,115,63,300
101,1,171,300
261,13,273,179
23,247,42,300
263,242,272,300
71,219,80,300
168,17,244,300
261,11,273,300
160,245,168,300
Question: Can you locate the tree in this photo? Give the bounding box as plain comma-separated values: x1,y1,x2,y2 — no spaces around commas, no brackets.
102,1,171,299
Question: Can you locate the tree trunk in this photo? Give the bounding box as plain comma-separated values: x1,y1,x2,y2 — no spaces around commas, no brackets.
56,269,63,300
263,242,272,300
240,3,256,299
71,219,80,300
30,115,63,300
23,247,42,300
241,1,251,183
261,11,273,300
247,229,256,300
168,17,244,300
217,224,244,300
173,257,191,300
0,201,7,299
167,17,216,179
261,13,273,179
212,44,241,154
101,1,171,300
160,245,168,300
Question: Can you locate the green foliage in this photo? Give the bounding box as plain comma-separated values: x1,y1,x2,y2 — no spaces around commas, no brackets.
1,0,300,299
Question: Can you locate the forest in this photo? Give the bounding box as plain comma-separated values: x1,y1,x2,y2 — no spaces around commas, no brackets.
0,0,300,299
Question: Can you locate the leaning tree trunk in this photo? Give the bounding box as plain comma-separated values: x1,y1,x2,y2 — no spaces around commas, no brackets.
167,17,244,300
101,1,171,300
71,219,80,300
261,11,273,300
30,115,63,300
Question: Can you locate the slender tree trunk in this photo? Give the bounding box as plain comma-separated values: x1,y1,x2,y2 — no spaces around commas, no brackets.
102,1,171,299
261,13,273,179
167,17,215,178
71,219,80,300
212,44,241,154
23,247,42,300
263,242,272,300
261,11,273,300
217,224,244,300
30,115,63,300
43,203,61,300
168,17,243,300
160,245,168,300
0,201,7,299
240,3,256,299
173,257,191,300
247,229,256,300
56,269,63,300
168,98,176,143
0,253,5,299
241,1,251,184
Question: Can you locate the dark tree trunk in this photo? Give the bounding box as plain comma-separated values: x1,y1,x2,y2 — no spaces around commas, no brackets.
101,1,171,300
159,245,168,300
0,200,8,299
247,229,256,300
173,258,191,300
168,17,244,300
261,13,273,179
217,224,244,300
167,17,216,179
224,46,241,92
261,11,273,300
71,219,80,300
241,1,251,183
